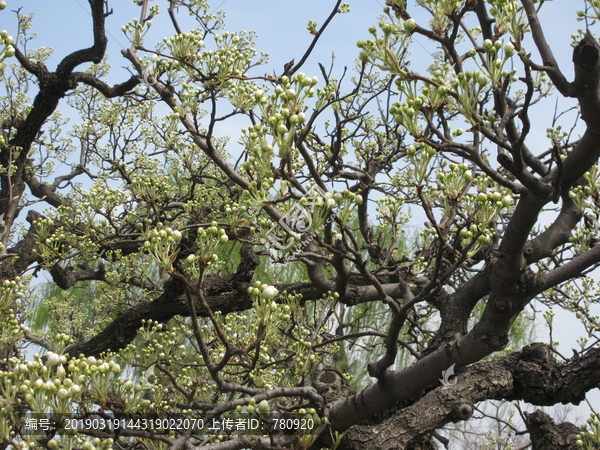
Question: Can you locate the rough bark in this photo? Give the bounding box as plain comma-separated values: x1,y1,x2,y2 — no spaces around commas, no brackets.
335,343,600,450
525,410,580,450
2,2,600,450
322,12,600,437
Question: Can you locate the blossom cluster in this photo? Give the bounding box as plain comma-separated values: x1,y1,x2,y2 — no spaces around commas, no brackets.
0,6,15,69
241,72,318,178
576,414,600,449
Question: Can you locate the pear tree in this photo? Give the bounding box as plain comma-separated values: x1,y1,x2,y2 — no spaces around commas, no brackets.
1,1,600,449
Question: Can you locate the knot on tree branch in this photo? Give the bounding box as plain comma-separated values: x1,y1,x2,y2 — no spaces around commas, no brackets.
524,410,581,450
573,31,600,131
573,31,600,72
524,270,546,295
451,403,473,421
312,370,355,403
512,343,557,406
482,331,509,351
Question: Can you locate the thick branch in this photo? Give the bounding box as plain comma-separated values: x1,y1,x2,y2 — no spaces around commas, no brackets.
524,410,581,450
525,196,582,264
520,0,579,97
338,343,599,449
0,210,43,279
422,269,490,356
572,31,600,132
73,72,140,98
537,243,600,292
23,165,64,207
49,263,106,290
55,0,109,76
64,274,421,358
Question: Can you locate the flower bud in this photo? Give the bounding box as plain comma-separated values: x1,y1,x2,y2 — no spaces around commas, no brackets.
404,18,416,33
47,353,60,366
57,388,69,399
477,72,487,85
262,286,278,299
258,400,269,413
504,42,515,56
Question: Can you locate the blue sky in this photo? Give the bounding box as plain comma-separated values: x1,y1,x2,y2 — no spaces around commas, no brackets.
2,0,386,80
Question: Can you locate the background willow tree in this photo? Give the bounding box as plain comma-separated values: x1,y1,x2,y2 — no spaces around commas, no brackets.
1,0,600,449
